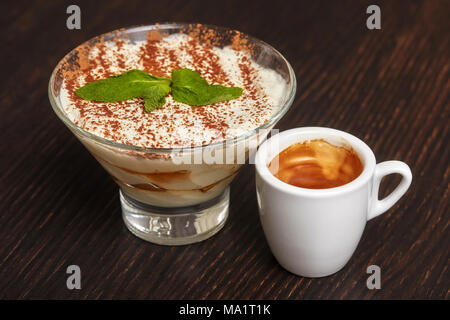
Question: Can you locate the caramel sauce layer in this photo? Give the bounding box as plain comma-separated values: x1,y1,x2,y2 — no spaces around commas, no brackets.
269,139,363,189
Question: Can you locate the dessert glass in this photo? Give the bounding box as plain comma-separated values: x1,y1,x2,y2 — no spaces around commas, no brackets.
48,24,296,245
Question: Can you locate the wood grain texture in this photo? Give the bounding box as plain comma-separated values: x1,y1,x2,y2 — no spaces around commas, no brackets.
0,0,448,299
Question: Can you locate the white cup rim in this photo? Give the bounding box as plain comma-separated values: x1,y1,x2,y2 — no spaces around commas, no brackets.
255,127,376,197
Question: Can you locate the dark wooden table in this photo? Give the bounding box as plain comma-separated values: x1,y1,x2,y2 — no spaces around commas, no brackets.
0,0,448,299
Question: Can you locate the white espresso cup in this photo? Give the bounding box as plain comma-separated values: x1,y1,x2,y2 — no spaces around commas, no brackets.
255,127,412,277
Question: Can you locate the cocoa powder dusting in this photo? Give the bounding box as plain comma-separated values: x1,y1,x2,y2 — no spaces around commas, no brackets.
57,24,281,149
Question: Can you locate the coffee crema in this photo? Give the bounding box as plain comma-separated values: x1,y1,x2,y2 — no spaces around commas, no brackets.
268,139,363,189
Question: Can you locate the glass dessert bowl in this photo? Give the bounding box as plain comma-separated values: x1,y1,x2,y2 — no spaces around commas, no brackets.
49,23,296,245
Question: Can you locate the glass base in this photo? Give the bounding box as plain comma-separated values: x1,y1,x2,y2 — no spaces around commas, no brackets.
120,188,229,245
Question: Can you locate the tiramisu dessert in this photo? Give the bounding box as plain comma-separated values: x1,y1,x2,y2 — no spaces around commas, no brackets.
50,24,295,244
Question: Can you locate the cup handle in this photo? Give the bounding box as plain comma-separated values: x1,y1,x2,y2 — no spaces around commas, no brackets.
368,161,412,221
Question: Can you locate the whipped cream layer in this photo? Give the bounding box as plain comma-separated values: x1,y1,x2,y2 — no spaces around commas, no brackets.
60,33,288,148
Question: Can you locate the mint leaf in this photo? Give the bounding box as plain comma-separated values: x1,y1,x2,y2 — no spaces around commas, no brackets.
171,68,243,106
75,70,171,112
142,85,169,112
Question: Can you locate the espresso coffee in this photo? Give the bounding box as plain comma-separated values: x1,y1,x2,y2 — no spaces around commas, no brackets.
268,139,363,189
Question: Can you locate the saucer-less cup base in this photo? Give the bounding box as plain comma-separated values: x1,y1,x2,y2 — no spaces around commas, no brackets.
121,188,229,245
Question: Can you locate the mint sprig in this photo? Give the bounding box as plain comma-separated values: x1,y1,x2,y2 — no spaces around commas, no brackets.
75,68,243,113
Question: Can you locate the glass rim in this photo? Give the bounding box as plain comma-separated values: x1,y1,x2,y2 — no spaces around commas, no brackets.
48,23,297,153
